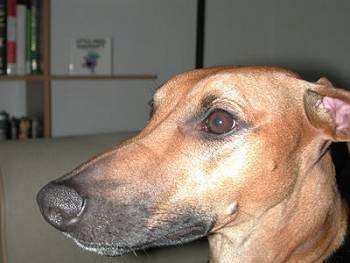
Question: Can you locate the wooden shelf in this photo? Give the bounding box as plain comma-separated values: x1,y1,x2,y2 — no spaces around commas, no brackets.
0,75,46,81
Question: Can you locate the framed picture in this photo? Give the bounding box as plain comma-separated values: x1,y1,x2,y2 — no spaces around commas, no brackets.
69,37,112,75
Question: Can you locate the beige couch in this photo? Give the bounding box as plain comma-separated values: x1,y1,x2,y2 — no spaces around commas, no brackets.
0,132,208,263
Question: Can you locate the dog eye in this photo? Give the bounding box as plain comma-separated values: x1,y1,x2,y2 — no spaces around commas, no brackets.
203,109,237,135
148,99,155,118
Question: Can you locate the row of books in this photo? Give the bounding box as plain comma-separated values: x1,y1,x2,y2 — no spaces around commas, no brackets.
0,0,41,75
0,111,42,140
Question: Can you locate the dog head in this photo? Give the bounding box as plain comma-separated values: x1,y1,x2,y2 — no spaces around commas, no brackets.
37,66,350,256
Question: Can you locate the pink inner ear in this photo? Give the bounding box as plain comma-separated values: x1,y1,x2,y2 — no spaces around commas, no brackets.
316,96,350,130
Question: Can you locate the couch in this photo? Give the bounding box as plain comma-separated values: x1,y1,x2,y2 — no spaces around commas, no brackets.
0,132,208,263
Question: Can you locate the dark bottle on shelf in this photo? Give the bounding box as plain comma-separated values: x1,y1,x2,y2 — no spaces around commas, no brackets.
10,117,19,139
0,111,9,140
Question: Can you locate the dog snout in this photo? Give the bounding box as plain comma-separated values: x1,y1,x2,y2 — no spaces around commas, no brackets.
36,182,86,232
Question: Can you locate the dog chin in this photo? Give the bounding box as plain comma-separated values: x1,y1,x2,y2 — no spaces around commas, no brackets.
63,224,209,257
63,233,128,256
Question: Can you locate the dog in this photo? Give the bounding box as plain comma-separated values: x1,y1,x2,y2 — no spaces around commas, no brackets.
37,66,350,262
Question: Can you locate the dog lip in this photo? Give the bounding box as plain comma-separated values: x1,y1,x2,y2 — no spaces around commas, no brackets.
165,225,207,241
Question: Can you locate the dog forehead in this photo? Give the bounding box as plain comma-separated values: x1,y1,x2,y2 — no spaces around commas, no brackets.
154,67,225,101
161,66,300,97
196,67,299,91
153,66,305,118
180,67,302,109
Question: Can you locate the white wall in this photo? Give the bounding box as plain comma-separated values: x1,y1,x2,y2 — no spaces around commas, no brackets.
0,82,26,117
52,80,155,136
205,0,350,87
51,0,197,136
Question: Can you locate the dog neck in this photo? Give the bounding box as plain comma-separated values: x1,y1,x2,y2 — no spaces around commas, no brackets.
208,152,348,263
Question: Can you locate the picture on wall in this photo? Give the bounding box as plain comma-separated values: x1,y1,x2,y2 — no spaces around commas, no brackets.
68,37,112,75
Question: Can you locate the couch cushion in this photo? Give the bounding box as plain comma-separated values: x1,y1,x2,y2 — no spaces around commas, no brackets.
0,132,208,263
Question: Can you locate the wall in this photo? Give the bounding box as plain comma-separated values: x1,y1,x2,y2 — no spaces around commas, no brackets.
0,83,26,117
204,0,350,87
52,79,155,135
51,0,197,136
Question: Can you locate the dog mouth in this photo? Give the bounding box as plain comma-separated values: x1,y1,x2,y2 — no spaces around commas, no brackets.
64,223,211,256
39,179,215,257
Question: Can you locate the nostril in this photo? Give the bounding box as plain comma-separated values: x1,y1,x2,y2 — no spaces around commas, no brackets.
46,206,65,226
37,183,86,231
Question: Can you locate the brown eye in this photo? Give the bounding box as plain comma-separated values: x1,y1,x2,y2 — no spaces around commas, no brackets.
204,110,236,135
148,99,155,119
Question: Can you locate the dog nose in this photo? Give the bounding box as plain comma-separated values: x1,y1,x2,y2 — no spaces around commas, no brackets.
36,182,86,231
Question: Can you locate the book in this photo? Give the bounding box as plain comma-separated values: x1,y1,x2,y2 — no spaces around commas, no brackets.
69,37,112,75
30,0,40,74
6,0,17,75
0,0,6,75
16,0,26,75
25,0,31,73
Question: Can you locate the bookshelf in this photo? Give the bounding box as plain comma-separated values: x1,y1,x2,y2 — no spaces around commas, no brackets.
1,0,157,138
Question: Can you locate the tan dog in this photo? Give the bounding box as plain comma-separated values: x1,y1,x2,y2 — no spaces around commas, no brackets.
37,66,350,262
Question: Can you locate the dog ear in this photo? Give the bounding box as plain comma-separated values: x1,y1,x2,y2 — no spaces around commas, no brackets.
303,77,350,142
